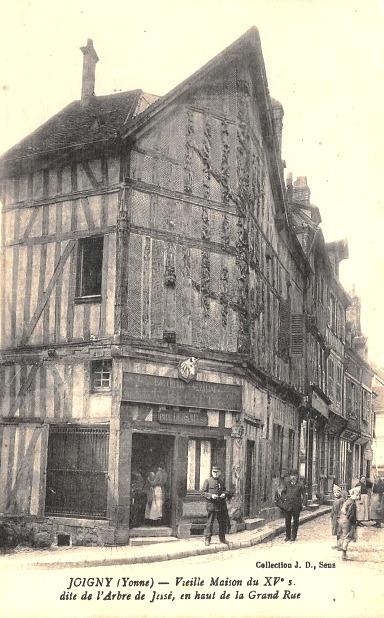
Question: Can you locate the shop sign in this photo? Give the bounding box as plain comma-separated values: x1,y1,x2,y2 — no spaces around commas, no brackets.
340,428,360,442
122,372,242,411
157,407,208,426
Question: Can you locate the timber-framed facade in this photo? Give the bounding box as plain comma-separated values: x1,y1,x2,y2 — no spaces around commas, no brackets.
0,30,374,547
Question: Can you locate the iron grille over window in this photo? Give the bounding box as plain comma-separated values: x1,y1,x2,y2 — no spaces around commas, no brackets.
45,425,109,518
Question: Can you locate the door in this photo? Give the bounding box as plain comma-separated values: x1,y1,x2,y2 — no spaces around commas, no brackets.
244,440,255,517
130,433,174,527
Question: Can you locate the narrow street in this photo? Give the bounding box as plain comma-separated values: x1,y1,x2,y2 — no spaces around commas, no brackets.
1,513,383,618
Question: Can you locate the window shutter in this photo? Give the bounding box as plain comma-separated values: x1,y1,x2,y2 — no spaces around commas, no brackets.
291,313,304,357
278,298,291,359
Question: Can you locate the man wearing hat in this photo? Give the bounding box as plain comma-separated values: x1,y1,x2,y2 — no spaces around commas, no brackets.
201,466,231,546
280,469,307,542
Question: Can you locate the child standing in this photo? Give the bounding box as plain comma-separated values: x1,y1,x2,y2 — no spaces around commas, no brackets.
337,487,360,560
330,484,344,550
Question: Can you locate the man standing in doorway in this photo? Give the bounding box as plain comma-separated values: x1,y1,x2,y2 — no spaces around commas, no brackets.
281,469,307,542
201,466,231,546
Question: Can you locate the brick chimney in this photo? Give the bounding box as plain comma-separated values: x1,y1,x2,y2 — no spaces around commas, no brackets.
80,39,99,104
286,172,293,204
293,176,311,206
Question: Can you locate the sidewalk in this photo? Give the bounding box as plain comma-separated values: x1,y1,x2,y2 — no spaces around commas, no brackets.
0,506,331,570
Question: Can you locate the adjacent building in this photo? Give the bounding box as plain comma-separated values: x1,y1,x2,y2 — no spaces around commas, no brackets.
288,177,375,499
372,366,384,477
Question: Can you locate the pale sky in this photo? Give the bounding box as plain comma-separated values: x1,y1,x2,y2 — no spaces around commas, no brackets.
1,0,383,365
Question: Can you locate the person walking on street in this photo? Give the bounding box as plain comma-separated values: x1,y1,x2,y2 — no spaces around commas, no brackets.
201,466,232,546
337,486,360,560
281,469,306,542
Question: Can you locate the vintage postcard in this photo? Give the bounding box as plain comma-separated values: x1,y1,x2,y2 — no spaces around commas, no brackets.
0,1,383,617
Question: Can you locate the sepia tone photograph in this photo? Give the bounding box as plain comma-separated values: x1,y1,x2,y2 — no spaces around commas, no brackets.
0,1,384,617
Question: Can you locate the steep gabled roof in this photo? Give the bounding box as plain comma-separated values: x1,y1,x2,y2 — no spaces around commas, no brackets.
0,90,144,176
122,28,294,242
124,27,274,142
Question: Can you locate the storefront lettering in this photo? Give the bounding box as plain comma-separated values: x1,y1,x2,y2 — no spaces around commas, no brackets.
157,409,208,426
122,372,242,411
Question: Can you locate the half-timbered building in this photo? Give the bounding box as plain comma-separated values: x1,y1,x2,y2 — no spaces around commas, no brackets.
289,176,375,501
0,30,311,546
288,176,349,500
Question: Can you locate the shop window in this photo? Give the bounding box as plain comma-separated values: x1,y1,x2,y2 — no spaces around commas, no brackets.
272,424,284,477
45,425,109,518
91,360,112,392
76,236,104,300
187,439,215,491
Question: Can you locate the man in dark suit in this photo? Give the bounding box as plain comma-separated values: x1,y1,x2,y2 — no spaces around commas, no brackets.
281,469,306,542
201,466,231,546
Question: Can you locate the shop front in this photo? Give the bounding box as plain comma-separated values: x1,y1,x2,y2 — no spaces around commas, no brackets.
116,370,242,539
339,427,360,490
300,386,330,499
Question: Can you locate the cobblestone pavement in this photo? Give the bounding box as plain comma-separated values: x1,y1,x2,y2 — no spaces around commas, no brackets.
1,513,383,618
180,510,384,573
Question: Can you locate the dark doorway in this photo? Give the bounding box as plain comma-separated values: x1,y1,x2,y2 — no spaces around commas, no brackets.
130,433,174,528
244,440,255,517
307,424,314,496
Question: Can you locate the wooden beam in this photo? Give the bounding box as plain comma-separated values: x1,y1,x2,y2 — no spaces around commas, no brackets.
22,208,39,239
6,426,41,512
81,161,102,189
6,224,116,248
81,197,96,230
19,239,76,346
47,364,67,418
8,364,40,417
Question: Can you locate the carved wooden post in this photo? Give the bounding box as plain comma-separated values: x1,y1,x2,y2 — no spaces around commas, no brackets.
163,222,176,341
115,179,130,336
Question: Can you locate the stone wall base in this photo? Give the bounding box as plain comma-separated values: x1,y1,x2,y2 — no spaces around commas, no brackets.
0,515,115,549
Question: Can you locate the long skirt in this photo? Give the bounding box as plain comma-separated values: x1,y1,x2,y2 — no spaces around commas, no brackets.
370,493,384,522
145,486,163,521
